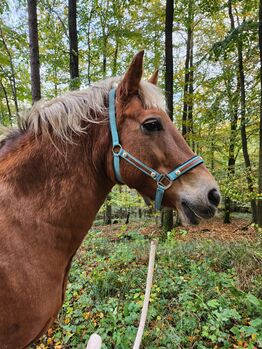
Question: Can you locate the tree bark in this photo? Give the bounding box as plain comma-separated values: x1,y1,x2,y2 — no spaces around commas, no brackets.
237,40,257,222
258,0,262,226
228,0,257,222
162,0,174,236
27,0,41,103
182,0,194,148
210,132,215,172
125,211,130,224
165,0,174,120
87,5,94,85
224,78,239,223
102,33,107,79
187,30,194,150
112,39,119,76
104,193,112,225
0,28,20,114
68,0,79,90
0,79,12,125
99,0,109,79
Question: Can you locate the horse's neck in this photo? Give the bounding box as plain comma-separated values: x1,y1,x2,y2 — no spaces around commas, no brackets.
1,126,113,252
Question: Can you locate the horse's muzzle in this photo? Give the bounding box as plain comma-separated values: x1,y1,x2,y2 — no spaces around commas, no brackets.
181,189,220,225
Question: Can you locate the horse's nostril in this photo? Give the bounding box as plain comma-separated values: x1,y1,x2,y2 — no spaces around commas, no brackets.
208,189,220,207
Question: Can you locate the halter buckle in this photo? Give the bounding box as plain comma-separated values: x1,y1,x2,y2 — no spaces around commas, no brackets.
112,144,122,156
157,175,172,190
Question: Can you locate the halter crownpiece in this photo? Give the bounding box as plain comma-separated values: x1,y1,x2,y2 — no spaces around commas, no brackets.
108,88,204,210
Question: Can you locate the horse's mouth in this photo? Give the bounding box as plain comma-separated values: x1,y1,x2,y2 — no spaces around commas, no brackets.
181,200,216,225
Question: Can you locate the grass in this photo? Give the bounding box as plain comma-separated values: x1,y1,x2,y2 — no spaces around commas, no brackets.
32,223,262,349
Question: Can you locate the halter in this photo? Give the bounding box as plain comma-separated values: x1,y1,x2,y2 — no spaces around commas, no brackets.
109,88,204,210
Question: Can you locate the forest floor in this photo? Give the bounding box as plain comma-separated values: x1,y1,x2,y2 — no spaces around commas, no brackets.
97,215,257,243
32,214,262,349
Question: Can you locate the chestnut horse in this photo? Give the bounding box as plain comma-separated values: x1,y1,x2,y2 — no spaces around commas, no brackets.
0,51,220,348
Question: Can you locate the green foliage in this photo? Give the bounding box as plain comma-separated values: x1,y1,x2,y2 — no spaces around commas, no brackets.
110,186,145,209
32,230,262,349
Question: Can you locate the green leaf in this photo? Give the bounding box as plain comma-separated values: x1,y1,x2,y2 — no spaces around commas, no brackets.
250,318,262,328
246,293,261,307
207,299,219,308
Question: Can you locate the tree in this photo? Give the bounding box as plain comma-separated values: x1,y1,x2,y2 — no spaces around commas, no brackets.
37,0,69,97
0,25,19,117
227,0,257,223
224,72,239,224
182,0,194,148
27,0,41,103
162,0,174,237
258,0,262,227
104,193,112,225
68,0,79,90
223,10,240,224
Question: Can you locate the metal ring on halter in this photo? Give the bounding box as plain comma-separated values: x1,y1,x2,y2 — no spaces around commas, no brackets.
112,144,122,156
157,175,172,190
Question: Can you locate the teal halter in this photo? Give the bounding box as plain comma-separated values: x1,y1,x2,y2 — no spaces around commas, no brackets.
109,88,204,210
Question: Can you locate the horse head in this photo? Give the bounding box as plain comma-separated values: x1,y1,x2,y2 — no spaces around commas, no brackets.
107,51,220,224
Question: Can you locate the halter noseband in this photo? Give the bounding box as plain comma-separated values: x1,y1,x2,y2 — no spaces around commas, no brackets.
109,88,204,210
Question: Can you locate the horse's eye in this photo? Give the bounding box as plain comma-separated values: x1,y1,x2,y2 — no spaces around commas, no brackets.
141,118,163,132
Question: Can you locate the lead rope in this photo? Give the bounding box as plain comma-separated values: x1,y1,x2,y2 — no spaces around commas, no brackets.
133,240,157,349
86,240,157,349
86,334,102,349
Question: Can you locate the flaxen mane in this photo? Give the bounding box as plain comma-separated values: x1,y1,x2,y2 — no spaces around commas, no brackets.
18,77,166,141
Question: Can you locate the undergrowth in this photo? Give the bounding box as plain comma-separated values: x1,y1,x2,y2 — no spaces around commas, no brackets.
32,228,262,349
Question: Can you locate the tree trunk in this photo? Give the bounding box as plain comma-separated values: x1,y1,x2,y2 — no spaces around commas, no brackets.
238,45,257,222
162,0,174,236
182,0,194,147
105,193,112,225
258,0,262,227
27,0,41,103
125,211,130,224
102,33,107,79
228,0,257,222
210,134,215,172
0,79,12,125
162,209,173,241
224,79,239,223
87,6,94,86
165,0,174,118
68,0,79,90
100,0,109,80
0,28,20,115
112,39,119,76
187,33,194,150
119,186,123,220
224,10,240,224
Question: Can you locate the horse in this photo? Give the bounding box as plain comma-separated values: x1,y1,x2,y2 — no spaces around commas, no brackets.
0,51,220,348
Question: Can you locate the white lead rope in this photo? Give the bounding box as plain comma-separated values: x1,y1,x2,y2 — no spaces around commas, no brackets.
86,333,102,349
133,240,157,349
86,240,157,349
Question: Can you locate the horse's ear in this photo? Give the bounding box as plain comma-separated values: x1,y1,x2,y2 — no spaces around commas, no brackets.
118,50,144,99
148,70,159,85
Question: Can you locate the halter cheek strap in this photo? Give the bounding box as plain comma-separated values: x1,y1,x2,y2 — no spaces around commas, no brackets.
109,88,204,210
